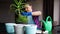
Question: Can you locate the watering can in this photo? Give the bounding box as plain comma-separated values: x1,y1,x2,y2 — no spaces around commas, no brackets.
41,16,52,32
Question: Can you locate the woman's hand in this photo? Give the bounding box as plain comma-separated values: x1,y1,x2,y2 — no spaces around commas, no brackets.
32,11,42,16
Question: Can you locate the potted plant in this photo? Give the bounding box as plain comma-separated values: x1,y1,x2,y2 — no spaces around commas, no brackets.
10,0,27,24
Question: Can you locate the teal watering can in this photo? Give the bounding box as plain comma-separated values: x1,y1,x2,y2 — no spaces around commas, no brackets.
41,16,52,32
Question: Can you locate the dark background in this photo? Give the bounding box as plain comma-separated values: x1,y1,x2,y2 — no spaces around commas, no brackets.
0,0,14,34
0,0,15,23
43,0,54,21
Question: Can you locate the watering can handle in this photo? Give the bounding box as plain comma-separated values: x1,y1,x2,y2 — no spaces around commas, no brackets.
46,16,52,22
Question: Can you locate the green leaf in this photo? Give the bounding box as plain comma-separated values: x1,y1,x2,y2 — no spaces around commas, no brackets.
14,0,18,5
21,3,26,4
17,0,22,6
19,0,23,3
10,4,18,8
15,9,18,14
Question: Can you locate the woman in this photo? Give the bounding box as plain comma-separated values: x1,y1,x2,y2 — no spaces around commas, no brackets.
21,4,42,30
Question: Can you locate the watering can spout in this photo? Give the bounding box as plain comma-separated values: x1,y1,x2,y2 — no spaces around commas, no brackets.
41,20,46,25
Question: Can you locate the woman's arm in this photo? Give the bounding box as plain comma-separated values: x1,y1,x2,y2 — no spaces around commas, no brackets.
21,12,32,16
32,11,42,16
21,11,42,16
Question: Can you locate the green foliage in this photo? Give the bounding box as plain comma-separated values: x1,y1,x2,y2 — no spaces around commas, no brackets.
10,0,25,12
10,0,27,23
16,15,27,24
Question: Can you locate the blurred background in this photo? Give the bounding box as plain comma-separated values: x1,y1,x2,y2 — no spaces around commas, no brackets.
0,0,60,34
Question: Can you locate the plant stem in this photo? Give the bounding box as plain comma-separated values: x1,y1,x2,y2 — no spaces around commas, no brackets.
18,9,21,16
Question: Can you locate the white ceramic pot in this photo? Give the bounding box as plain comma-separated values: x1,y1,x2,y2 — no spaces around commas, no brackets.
14,24,25,34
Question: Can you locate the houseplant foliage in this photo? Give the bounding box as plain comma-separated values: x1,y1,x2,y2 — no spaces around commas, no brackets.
10,0,27,23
